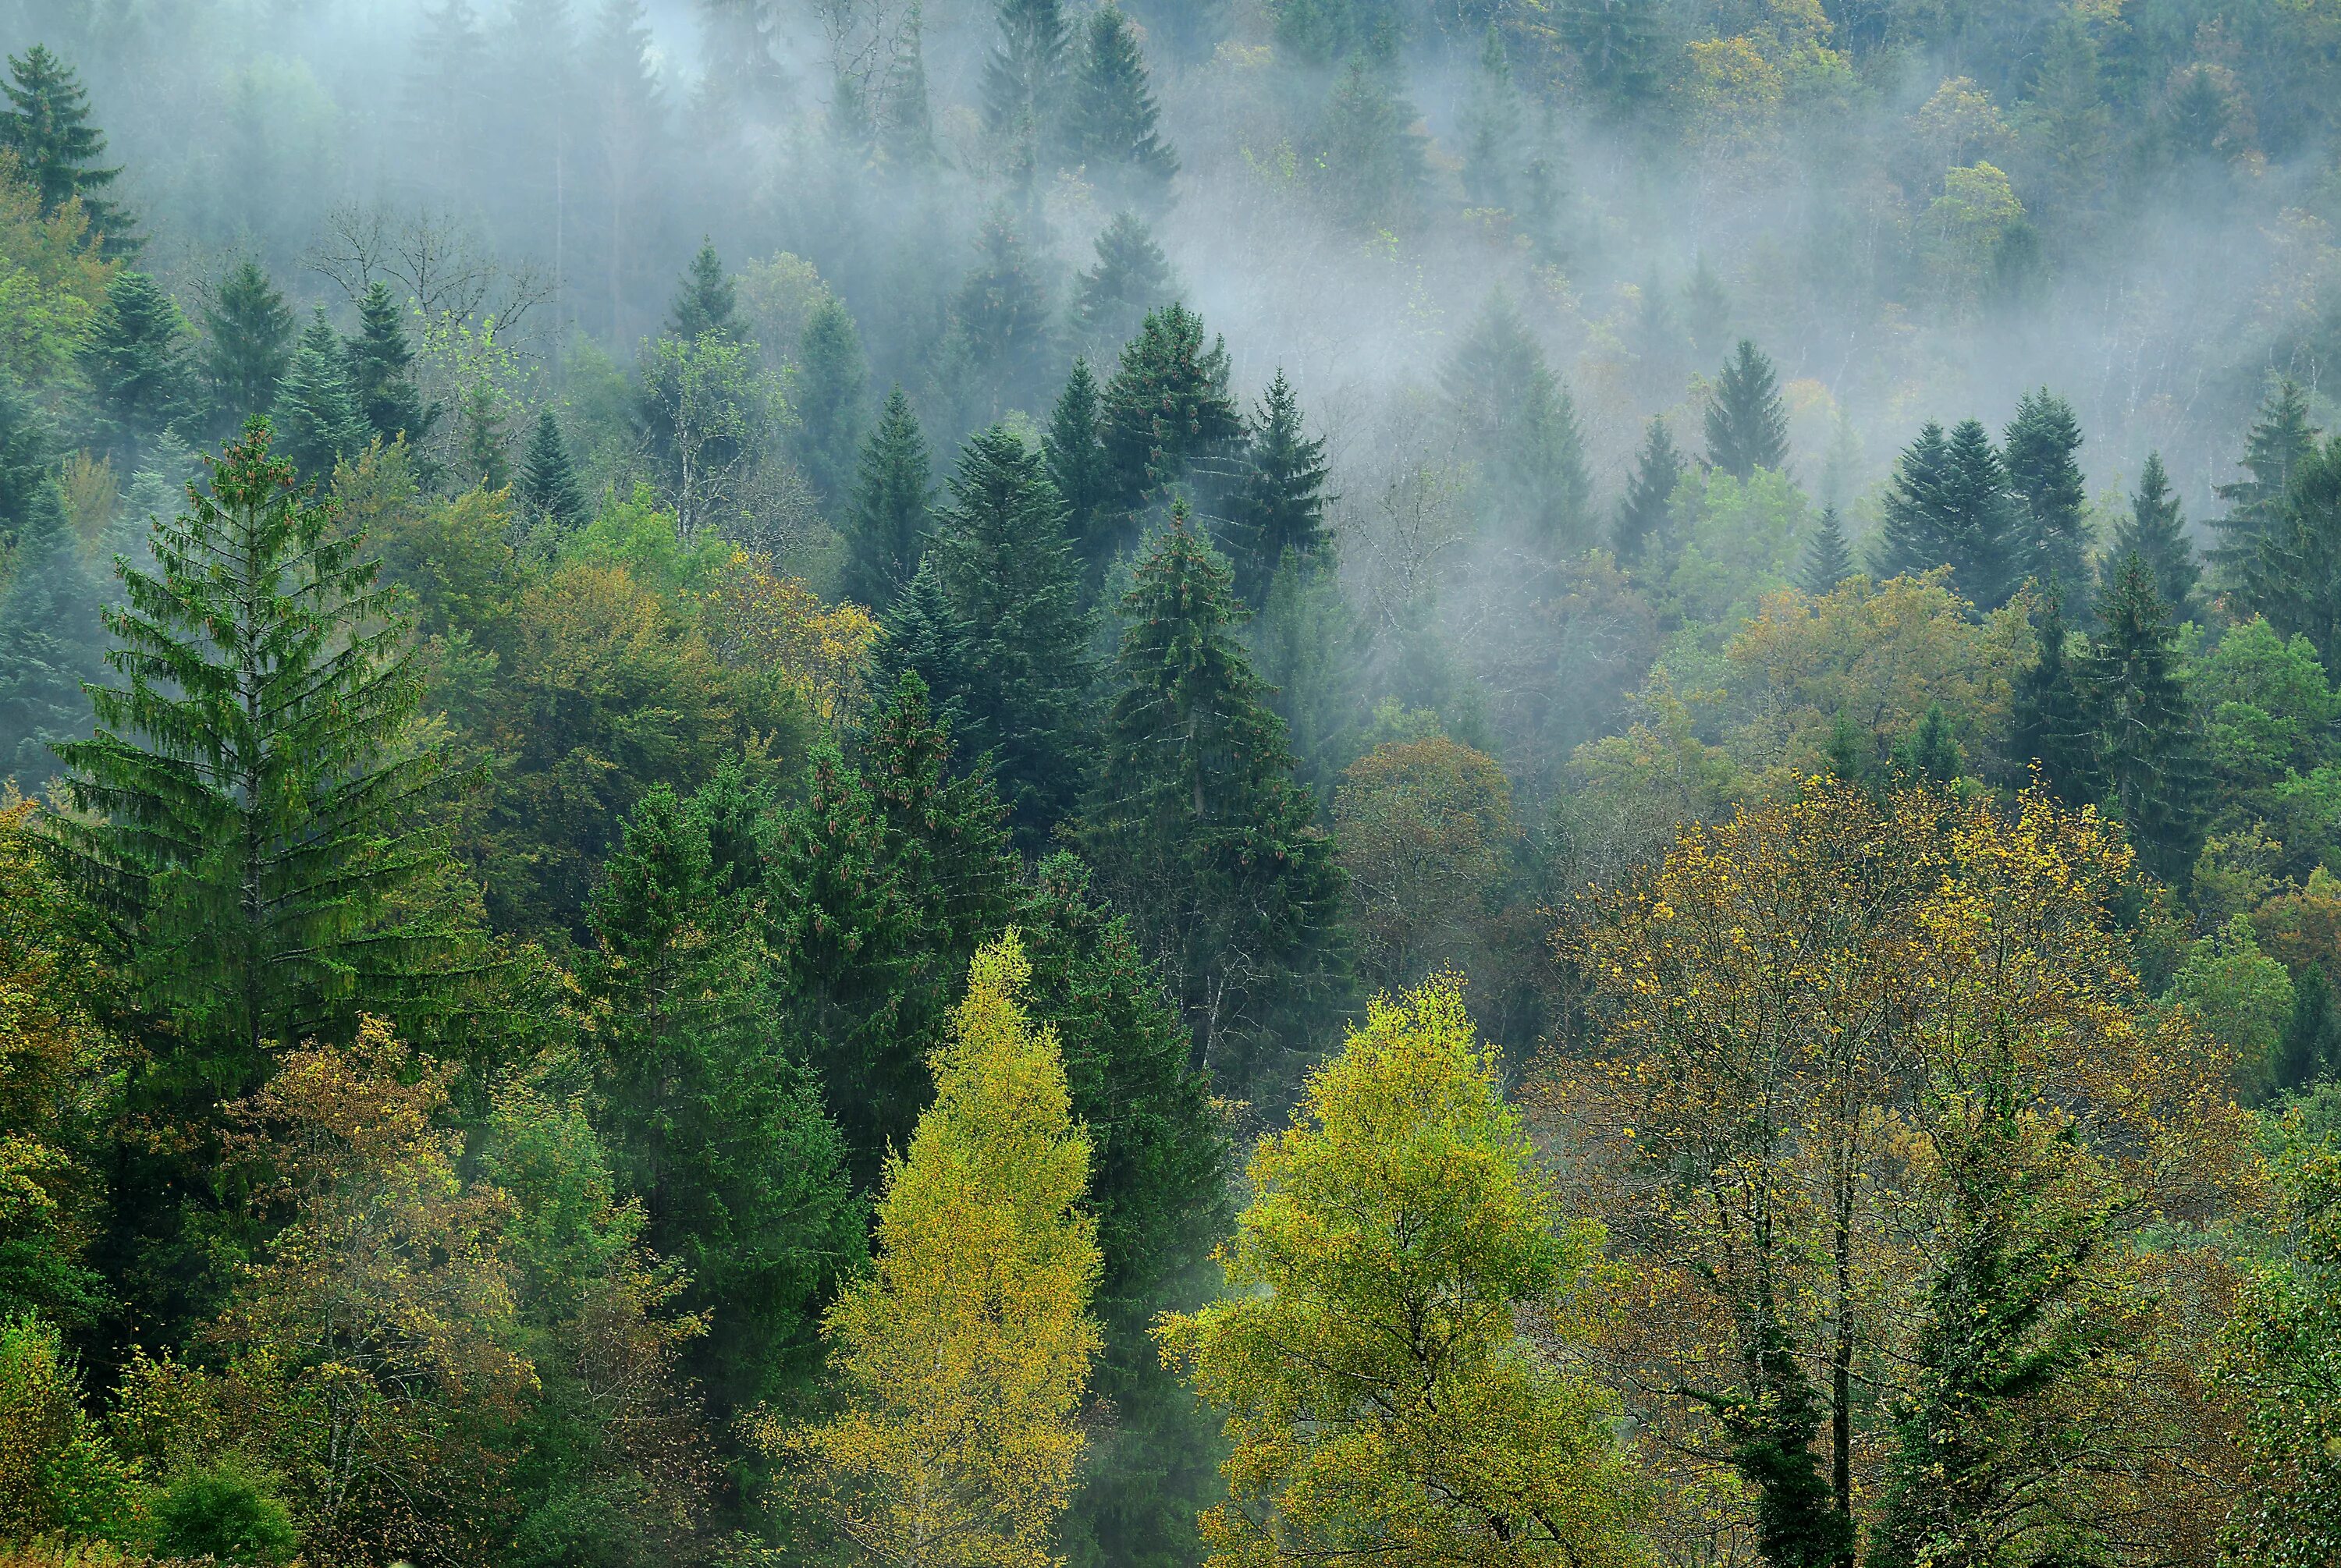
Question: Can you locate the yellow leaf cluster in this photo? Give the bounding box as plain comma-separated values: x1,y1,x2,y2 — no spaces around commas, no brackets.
698,549,879,722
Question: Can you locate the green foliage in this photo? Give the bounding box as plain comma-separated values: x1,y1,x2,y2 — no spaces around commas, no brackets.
1702,338,1789,481
1615,415,1681,572
0,368,60,548
145,1463,299,1565
344,280,430,449
1876,417,2023,612
842,385,934,609
198,262,293,433
1046,357,1114,580
0,46,133,253
80,271,192,466
1443,291,1591,550
2213,378,2318,575
1099,303,1242,540
2007,592,2102,804
2109,451,2197,622
950,208,1054,417
1313,56,1427,232
2084,552,2210,885
1222,368,1331,606
668,239,737,342
793,293,867,507
2238,433,2341,674
518,408,589,532
1799,504,1856,595
0,483,105,792
0,1314,135,1542
2001,387,2090,605
1068,211,1176,360
268,307,368,481
2169,914,2295,1098
982,0,1072,149
1066,7,1177,208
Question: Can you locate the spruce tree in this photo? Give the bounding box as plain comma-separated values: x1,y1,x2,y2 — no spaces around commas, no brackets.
1099,302,1243,533
0,482,107,791
2212,379,2318,576
1080,508,1351,1102
1563,0,1666,119
841,386,934,609
2108,451,2198,622
2238,435,2341,672
1615,414,1682,571
2002,388,2089,604
668,239,737,341
1223,368,1333,605
1441,291,1592,548
2082,552,2209,884
1460,25,1523,211
1315,56,1429,232
518,408,590,531
0,45,135,252
793,294,868,509
1066,5,1178,207
1876,417,2023,611
80,271,194,467
199,261,295,432
1045,358,1114,578
872,557,975,730
2007,592,2102,804
951,208,1054,417
1799,505,1856,596
1703,339,1790,480
458,377,513,491
344,280,430,447
270,308,369,480
0,369,59,550
982,0,1072,151
1067,211,1177,360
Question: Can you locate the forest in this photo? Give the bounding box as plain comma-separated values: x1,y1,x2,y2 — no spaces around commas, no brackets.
0,0,2339,1564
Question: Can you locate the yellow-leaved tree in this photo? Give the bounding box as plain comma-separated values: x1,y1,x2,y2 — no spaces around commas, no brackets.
1157,975,1647,1568
770,933,1102,1568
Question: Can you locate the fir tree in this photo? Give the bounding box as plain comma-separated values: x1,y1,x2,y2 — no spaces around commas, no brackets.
668,239,737,341
2213,379,2318,576
1314,55,1429,232
80,271,194,467
2002,388,2089,604
1223,369,1333,606
1045,358,1114,579
518,408,589,531
2082,553,2208,884
0,483,107,791
1442,291,1592,548
2108,451,2198,622
951,208,1054,417
0,45,135,253
841,387,934,610
200,262,295,431
2237,434,2341,673
793,294,867,509
1616,414,1682,571
2008,592,2103,804
1066,5,1178,207
1799,505,1856,596
270,308,369,481
1080,508,1351,1102
1068,211,1177,360
344,281,430,447
1099,302,1243,533
872,556,974,729
1876,418,2023,611
982,0,1072,151
1703,339,1790,480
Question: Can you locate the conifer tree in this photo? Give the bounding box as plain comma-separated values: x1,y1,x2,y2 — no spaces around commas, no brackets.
2008,592,2102,804
344,280,430,447
923,424,1095,845
1681,252,1731,352
1099,303,1243,532
667,239,736,341
1563,0,1666,119
2212,378,2318,575
80,271,194,467
1703,339,1790,480
1081,509,1350,1098
0,370,59,549
1799,505,1856,595
982,0,1072,151
1460,25,1523,210
1315,56,1429,232
0,45,135,252
775,935,1102,1568
1067,211,1177,359
271,308,369,480
872,557,975,729
2238,435,2341,673
1223,368,1333,605
2109,451,2198,622
1442,291,1592,548
793,294,868,509
0,483,107,791
200,262,295,431
457,378,513,491
2002,387,2089,604
1066,5,1178,207
2082,553,2208,884
842,386,934,610
951,208,1055,417
518,408,589,530
876,6,939,168
1615,414,1682,571
1045,358,1114,577
1876,417,2023,611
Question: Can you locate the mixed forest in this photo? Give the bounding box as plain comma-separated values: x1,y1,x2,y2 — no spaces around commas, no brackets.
2,0,2341,1565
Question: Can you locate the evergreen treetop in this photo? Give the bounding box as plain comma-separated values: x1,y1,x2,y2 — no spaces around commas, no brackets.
1315,55,1430,234
793,294,868,507
2007,591,2102,804
1876,417,2023,611
2002,387,2089,603
518,407,589,531
1224,367,1334,605
1616,414,1682,570
1703,338,1790,480
271,307,370,481
1069,211,1177,358
2109,451,2198,622
982,0,1072,148
1099,301,1242,523
669,239,737,341
2237,433,2341,673
1799,505,1856,596
2083,552,2208,884
345,281,431,447
842,385,935,611
1044,357,1114,576
200,261,295,431
1443,290,1592,548
81,271,193,466
1066,5,1178,205
2213,378,2318,573
0,44,135,253
0,481,107,792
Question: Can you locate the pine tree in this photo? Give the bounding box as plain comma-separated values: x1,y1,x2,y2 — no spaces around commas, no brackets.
200,262,295,432
2237,434,2341,673
518,408,590,530
1876,417,2023,611
80,271,194,466
1442,291,1592,548
270,308,369,481
2008,593,2102,804
1799,505,1856,595
1066,5,1178,207
0,482,106,791
951,208,1055,417
2213,379,2318,576
925,424,1096,846
1099,303,1243,532
983,0,1072,151
344,281,430,447
793,294,868,509
842,387,934,610
1223,368,1333,605
0,45,135,253
668,239,737,341
1703,339,1790,480
1045,358,1114,579
1080,509,1351,1100
1616,415,1682,571
1068,211,1177,360
1315,55,1429,232
2082,553,2208,884
2108,451,2198,622
2002,388,2089,604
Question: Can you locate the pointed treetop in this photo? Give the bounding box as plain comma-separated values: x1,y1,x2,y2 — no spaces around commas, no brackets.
670,239,737,341
0,44,135,252
1703,339,1789,480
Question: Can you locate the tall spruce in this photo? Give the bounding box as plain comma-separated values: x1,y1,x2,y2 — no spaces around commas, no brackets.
1223,368,1333,606
1459,25,1523,211
2083,552,2208,884
1703,339,1790,480
0,45,135,252
793,295,868,509
2007,592,2102,804
1045,358,1115,579
1065,5,1178,207
2108,451,2198,622
1099,302,1242,537
982,0,1072,151
1315,56,1430,233
2212,378,2318,576
344,281,430,447
1616,415,1682,571
81,271,194,467
1068,211,1177,360
270,308,370,480
841,386,934,610
200,262,295,432
951,208,1055,417
873,558,975,729
1876,417,2023,611
1080,508,1351,1102
0,482,107,791
2237,434,2341,673
518,408,590,531
668,239,737,341
1442,291,1592,548
2001,388,2090,604
1799,506,1856,596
